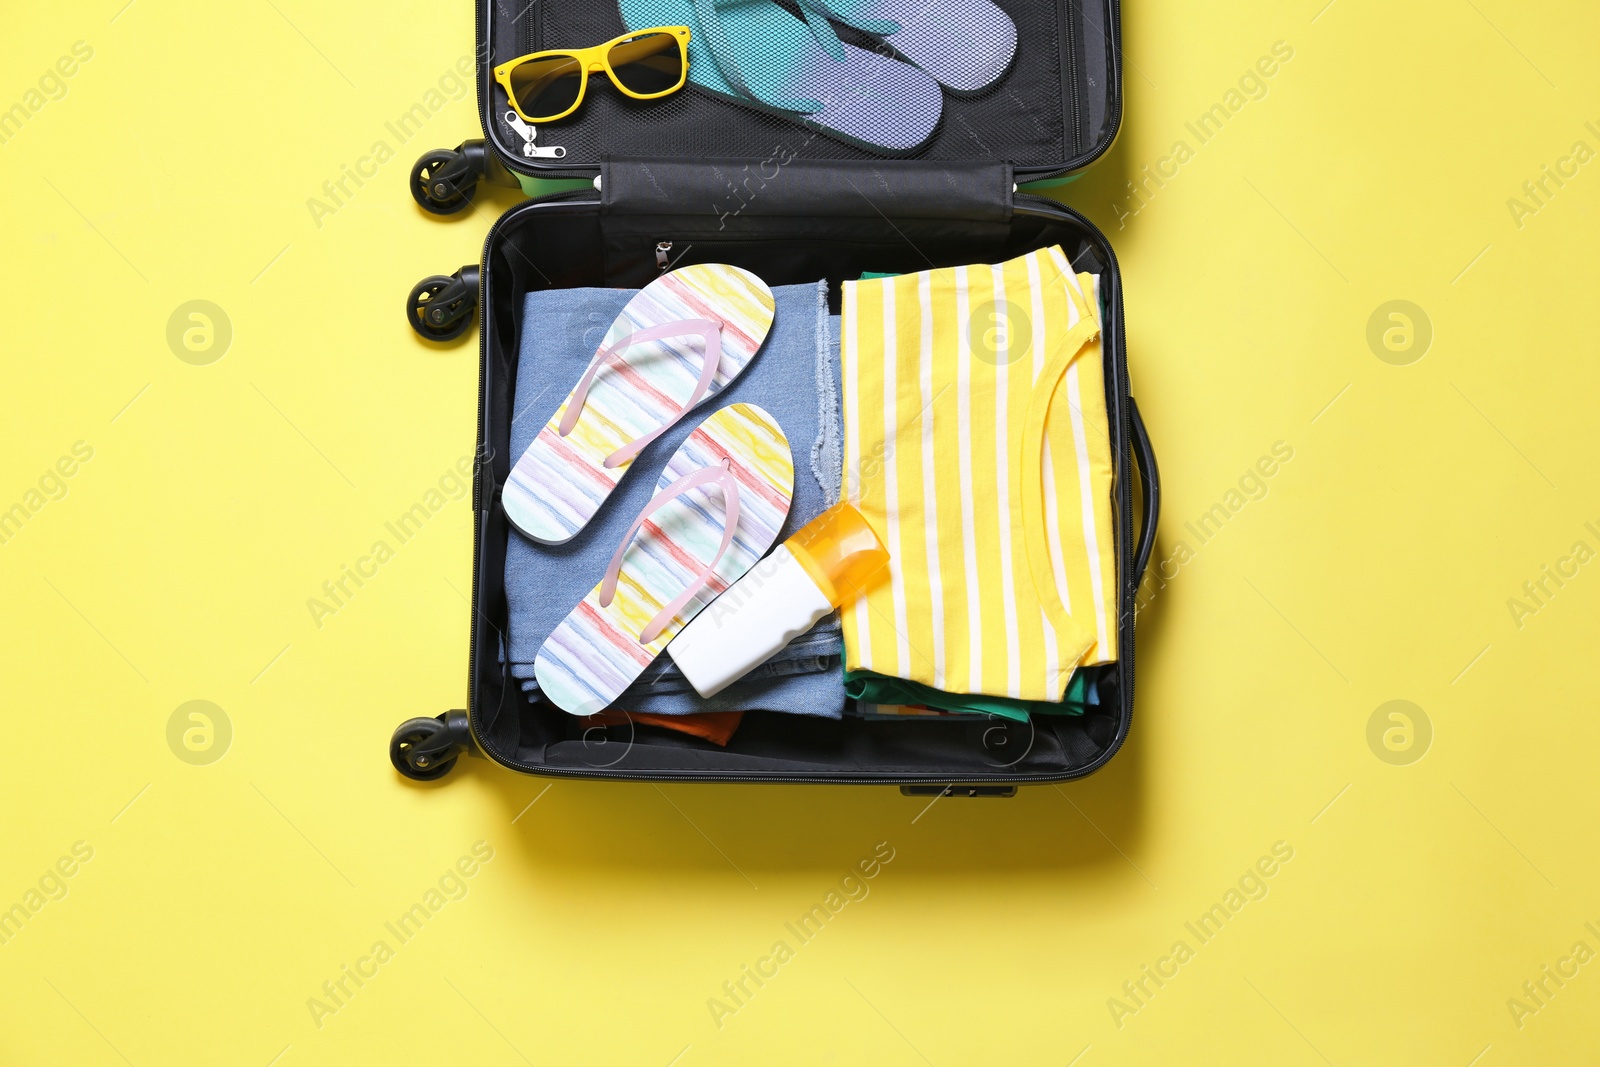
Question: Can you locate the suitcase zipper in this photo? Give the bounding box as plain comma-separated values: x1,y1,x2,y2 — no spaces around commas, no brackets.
1061,0,1083,159
1019,0,1124,184
502,111,568,160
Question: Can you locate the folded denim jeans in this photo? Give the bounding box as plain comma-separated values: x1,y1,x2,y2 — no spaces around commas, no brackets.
504,281,846,717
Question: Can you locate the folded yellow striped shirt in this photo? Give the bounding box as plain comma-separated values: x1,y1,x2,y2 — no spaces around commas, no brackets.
840,246,1116,702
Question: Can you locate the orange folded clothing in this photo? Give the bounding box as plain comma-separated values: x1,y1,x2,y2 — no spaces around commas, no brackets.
578,710,744,747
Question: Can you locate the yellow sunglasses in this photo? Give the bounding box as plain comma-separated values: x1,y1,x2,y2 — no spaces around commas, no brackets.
494,26,691,124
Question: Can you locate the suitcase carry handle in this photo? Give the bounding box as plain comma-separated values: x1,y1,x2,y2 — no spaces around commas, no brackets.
1127,396,1159,591
601,157,1014,221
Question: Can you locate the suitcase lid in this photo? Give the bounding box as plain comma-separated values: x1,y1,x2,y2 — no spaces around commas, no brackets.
475,0,1121,186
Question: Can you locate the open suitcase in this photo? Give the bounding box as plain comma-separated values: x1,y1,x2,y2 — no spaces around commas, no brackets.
390,0,1160,795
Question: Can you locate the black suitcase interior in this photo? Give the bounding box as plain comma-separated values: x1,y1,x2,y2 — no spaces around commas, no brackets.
396,0,1158,789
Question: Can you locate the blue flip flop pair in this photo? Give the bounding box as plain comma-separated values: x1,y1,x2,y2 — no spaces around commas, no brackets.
618,0,1017,156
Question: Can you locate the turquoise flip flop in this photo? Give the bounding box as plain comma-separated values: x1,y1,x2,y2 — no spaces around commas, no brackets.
810,0,1018,94
618,0,943,156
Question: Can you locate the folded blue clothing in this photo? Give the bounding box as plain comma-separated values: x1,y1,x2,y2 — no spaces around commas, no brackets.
505,280,846,717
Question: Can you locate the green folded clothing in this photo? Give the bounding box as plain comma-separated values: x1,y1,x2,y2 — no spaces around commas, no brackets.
844,670,1097,722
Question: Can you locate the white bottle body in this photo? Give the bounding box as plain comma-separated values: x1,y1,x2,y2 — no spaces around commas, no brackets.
668,545,832,698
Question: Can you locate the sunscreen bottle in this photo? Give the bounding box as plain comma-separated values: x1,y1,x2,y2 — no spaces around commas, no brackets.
668,503,888,698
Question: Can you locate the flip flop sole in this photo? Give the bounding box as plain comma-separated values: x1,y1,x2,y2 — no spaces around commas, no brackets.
503,264,775,544
535,403,794,715
824,0,1018,94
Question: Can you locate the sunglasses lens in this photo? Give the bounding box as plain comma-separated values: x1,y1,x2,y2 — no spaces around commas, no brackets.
606,32,684,96
509,53,584,119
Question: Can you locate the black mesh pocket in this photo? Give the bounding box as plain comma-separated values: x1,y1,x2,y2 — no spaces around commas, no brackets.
489,0,1081,171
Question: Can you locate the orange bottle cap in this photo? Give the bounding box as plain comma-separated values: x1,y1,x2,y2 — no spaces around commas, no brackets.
785,502,889,606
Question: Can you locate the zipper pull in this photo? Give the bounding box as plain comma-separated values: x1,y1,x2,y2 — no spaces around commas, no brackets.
503,111,567,159
655,242,673,272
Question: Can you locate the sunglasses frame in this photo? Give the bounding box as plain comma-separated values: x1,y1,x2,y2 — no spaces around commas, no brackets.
494,26,691,124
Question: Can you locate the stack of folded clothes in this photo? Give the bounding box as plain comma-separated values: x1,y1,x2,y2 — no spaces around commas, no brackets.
503,248,1120,746
504,280,849,723
837,251,1120,720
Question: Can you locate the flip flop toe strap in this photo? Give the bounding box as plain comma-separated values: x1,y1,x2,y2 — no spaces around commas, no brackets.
805,0,900,37
559,317,725,469
598,459,742,646
689,0,831,111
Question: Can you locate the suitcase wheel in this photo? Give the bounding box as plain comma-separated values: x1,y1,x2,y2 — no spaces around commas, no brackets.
410,148,477,215
407,266,479,343
390,710,472,781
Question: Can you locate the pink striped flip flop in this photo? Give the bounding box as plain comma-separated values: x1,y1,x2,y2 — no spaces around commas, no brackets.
534,404,794,716
503,264,776,544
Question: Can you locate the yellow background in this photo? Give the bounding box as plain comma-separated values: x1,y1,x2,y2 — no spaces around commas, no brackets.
2,0,1596,1063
